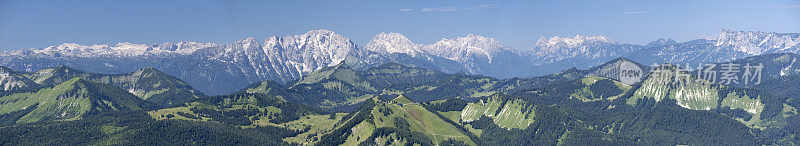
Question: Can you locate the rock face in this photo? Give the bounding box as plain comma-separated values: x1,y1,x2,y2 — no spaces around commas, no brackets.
711,29,800,55
1,29,798,95
0,67,38,91
364,32,423,55
261,30,364,81
528,35,631,65
527,30,800,71
421,34,535,78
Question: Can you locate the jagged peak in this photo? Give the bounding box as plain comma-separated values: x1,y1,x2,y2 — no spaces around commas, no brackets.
711,29,800,40
239,37,259,43
30,40,214,57
709,29,800,55
535,34,616,48
47,43,109,51
265,29,356,49
719,29,777,35
46,42,151,51
293,29,352,42
455,34,500,44
647,38,677,46
424,33,514,59
304,29,337,36
375,32,409,39
112,42,151,50
370,32,413,44
366,32,420,54
230,37,262,53
432,33,500,44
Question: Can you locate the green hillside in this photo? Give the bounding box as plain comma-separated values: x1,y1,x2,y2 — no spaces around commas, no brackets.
625,64,791,131
0,77,153,125
88,67,205,106
244,62,579,111
0,111,295,145
147,93,345,145
12,66,204,106
428,93,639,145
318,96,478,145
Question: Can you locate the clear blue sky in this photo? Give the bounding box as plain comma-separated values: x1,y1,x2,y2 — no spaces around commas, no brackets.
1,0,799,51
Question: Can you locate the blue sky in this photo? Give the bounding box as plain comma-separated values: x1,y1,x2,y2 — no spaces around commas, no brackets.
1,0,799,51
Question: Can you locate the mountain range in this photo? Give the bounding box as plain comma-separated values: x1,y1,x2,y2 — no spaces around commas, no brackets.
2,29,797,96
1,51,800,145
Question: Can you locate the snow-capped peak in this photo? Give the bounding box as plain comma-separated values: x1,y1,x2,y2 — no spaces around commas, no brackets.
112,42,151,51
711,29,800,55
20,40,217,57
230,37,262,54
156,41,216,52
647,38,677,46
535,35,615,48
365,32,422,55
422,34,514,61
241,37,258,43
262,29,360,74
236,37,260,48
264,29,356,53
528,35,624,65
